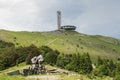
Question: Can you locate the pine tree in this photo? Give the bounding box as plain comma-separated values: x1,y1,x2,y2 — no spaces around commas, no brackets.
97,56,103,67
81,53,93,74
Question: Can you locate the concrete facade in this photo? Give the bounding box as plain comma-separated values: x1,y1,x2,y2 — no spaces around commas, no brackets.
57,11,61,30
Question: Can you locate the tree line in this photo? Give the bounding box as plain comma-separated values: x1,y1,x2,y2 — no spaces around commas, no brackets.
92,56,120,79
0,40,93,74
0,40,120,79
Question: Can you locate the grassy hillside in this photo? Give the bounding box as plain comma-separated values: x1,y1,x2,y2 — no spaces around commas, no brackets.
0,29,120,61
0,62,111,80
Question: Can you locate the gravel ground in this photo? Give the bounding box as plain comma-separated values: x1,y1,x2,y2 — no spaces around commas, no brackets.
27,75,61,80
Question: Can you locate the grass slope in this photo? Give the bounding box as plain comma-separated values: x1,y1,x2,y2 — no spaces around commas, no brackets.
0,29,120,61
0,62,111,80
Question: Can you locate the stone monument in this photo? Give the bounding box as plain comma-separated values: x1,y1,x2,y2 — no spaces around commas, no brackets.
30,54,46,74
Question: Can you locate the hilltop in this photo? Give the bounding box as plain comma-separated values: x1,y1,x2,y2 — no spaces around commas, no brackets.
0,29,120,61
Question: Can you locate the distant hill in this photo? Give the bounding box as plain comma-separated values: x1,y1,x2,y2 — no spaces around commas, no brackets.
0,29,120,61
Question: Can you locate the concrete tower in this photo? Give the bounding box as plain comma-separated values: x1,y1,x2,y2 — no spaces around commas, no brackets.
57,11,61,30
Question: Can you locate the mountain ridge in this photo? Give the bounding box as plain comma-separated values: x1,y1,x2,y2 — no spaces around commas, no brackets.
0,29,120,61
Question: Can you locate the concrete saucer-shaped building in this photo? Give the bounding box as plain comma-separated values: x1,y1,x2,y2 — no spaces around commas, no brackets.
61,25,76,30
57,11,76,31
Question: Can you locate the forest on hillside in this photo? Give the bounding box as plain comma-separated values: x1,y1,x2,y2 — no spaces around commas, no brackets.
0,40,120,79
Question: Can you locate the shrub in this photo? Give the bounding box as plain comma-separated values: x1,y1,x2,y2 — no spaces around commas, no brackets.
26,44,40,64
45,51,59,65
114,75,120,80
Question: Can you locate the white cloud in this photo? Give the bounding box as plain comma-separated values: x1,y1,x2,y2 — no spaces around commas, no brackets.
74,0,120,38
0,0,120,38
0,0,38,30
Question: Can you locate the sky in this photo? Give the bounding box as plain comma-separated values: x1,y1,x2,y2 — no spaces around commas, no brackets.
0,0,120,38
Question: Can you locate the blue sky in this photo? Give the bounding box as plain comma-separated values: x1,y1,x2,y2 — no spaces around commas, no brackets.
0,0,120,38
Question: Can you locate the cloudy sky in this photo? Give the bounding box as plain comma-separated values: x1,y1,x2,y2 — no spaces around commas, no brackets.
0,0,120,38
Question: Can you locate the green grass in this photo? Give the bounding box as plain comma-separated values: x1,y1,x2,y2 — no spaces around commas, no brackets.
0,62,29,80
0,62,111,80
0,74,112,80
0,29,118,80
0,29,120,62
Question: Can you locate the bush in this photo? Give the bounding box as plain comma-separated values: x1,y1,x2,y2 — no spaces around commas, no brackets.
93,65,107,77
40,46,53,57
45,51,59,65
58,53,93,74
0,40,14,48
26,44,40,64
114,75,120,80
56,54,71,68
94,57,117,77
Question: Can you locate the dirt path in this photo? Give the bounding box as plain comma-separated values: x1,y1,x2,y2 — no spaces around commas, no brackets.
27,75,60,80
46,38,58,45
